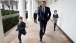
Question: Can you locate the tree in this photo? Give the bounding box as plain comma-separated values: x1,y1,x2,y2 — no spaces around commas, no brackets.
0,0,18,15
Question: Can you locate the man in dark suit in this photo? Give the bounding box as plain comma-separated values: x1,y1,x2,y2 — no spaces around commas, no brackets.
16,16,26,43
33,11,37,23
38,1,51,42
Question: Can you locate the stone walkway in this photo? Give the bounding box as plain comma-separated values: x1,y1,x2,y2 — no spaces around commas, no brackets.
4,20,71,43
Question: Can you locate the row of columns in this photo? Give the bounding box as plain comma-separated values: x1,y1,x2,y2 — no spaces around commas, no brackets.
0,0,38,42
18,0,61,22
28,0,38,20
18,0,38,22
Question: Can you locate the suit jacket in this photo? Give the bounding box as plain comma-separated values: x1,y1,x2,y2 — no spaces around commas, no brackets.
38,6,51,22
16,21,26,35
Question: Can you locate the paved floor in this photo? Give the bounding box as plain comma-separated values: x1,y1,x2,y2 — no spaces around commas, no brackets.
4,20,71,43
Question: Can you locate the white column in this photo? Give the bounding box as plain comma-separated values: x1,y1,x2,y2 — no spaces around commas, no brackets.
18,0,26,22
0,3,2,9
35,0,38,11
52,0,55,4
28,0,32,20
13,5,16,11
13,5,14,10
48,0,52,6
32,0,34,18
47,0,50,6
0,9,4,43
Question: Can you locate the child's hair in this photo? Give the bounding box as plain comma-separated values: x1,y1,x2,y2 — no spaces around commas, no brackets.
54,10,57,12
18,16,23,19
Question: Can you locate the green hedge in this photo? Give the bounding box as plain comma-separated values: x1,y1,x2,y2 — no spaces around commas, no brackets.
2,13,19,19
1,9,19,16
2,15,19,33
2,11,28,33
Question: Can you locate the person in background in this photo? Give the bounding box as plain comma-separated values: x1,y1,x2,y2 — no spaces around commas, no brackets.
16,16,26,43
53,10,59,31
38,1,51,42
33,10,37,23
38,5,42,8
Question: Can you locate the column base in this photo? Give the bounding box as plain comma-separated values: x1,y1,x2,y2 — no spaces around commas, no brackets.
27,18,32,21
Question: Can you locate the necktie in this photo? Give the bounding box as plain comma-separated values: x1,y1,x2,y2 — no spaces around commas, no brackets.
42,8,45,20
43,8,45,12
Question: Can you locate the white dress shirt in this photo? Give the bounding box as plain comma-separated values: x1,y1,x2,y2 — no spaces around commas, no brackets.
42,7,45,12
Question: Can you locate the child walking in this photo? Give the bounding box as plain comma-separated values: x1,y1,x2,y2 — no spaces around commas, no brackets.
53,10,59,31
16,16,26,43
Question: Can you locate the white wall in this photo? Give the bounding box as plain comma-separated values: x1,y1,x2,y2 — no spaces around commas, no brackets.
50,0,76,43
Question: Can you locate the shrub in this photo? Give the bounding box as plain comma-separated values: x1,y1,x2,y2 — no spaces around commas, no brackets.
2,11,28,33
2,15,19,33
1,9,19,16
